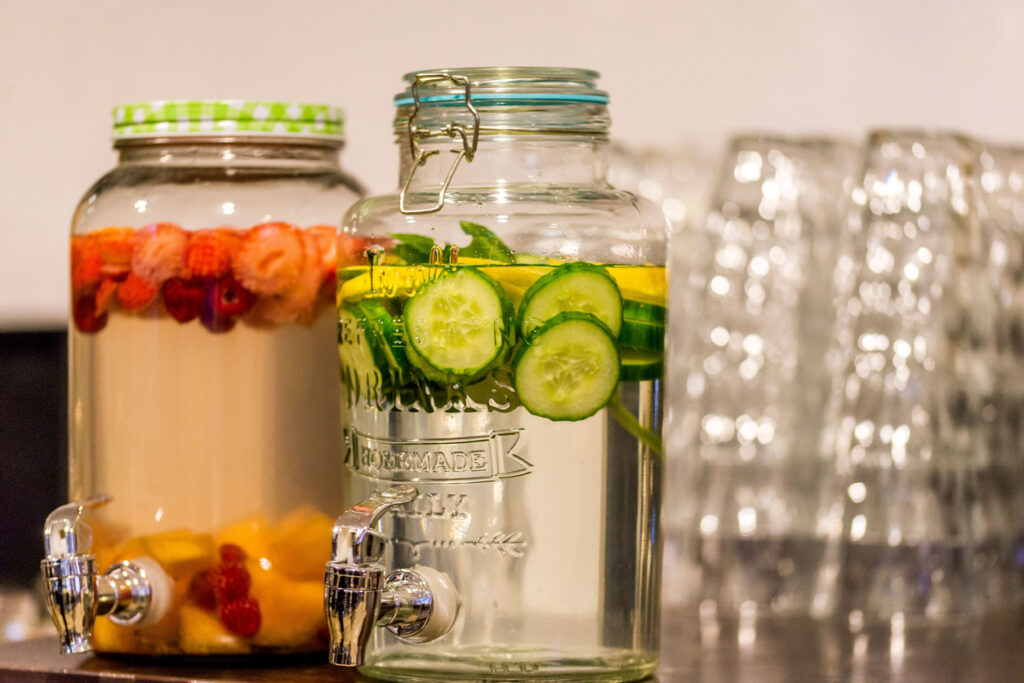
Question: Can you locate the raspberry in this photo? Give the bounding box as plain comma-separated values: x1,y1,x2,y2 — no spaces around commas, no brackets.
162,278,206,323
117,272,159,312
200,304,236,334
185,230,237,278
72,294,107,333
188,569,217,611
219,597,260,638
132,222,187,285
71,239,102,295
219,543,246,564
94,278,118,316
210,563,251,603
232,222,304,295
207,276,257,318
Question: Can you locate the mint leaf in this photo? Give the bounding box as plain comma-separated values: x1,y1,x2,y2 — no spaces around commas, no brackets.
458,221,514,263
390,233,436,264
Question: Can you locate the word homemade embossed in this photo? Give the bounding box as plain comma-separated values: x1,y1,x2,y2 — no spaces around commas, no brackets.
343,428,531,484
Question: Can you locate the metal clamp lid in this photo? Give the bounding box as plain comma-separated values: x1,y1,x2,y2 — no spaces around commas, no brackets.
399,73,480,216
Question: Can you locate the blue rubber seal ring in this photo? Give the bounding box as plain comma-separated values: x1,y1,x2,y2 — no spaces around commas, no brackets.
393,92,609,106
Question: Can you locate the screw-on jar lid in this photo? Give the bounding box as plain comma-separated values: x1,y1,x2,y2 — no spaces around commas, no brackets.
112,100,344,141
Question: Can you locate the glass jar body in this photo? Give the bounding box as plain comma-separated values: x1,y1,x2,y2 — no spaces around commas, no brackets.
69,139,362,656
340,134,667,681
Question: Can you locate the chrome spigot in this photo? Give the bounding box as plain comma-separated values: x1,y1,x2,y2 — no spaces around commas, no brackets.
41,497,166,654
324,485,460,667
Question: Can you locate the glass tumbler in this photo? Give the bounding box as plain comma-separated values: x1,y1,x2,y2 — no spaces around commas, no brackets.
670,135,859,617
973,142,1024,587
817,130,1016,623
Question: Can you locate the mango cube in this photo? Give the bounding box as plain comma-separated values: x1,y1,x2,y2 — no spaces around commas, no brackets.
268,507,334,581
216,516,272,561
92,617,135,653
179,605,248,655
248,560,324,649
139,530,215,580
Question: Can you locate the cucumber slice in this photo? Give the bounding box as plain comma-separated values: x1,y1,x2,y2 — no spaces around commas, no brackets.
623,300,666,325
337,306,384,397
513,312,620,421
619,348,664,382
518,263,623,339
619,317,665,352
403,268,514,381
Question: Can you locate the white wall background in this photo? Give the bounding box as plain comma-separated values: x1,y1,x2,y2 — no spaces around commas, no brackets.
1,1,1020,328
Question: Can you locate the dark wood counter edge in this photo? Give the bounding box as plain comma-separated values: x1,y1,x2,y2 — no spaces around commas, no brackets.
4,608,1024,682
0,637,362,683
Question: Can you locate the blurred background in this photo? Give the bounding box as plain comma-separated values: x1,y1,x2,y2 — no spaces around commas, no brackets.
3,0,1024,653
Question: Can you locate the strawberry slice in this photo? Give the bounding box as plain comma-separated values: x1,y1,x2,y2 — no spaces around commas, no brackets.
185,229,239,278
162,278,206,323
248,230,321,325
71,237,103,296
95,227,137,277
117,272,159,312
94,278,118,316
132,222,188,285
232,222,304,295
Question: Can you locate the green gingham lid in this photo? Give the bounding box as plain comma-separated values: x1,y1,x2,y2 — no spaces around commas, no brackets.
112,100,344,140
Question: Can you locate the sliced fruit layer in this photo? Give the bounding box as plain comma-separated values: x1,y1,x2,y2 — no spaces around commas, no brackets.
70,224,388,333
89,507,334,656
513,312,620,421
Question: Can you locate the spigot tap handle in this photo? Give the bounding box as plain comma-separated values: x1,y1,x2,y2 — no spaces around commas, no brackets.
331,485,418,565
43,495,110,558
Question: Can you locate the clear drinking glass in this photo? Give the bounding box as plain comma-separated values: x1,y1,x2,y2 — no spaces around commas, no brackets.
968,141,1024,597
670,135,859,617
816,130,1016,623
338,68,667,681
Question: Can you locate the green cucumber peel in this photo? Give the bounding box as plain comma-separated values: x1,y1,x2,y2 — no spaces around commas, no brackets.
402,268,515,382
517,262,624,339
512,311,620,421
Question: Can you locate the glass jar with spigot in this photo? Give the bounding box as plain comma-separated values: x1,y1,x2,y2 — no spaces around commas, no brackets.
327,68,668,682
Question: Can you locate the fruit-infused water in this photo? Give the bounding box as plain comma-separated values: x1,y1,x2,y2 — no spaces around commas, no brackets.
338,226,666,680
70,221,374,655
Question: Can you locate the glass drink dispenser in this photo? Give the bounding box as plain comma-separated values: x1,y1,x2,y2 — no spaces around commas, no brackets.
42,101,364,657
327,68,668,681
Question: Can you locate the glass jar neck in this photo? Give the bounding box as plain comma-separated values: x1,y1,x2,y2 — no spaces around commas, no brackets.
115,138,343,170
398,135,610,189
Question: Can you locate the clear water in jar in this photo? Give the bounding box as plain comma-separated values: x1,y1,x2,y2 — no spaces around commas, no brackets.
69,222,350,655
339,258,665,681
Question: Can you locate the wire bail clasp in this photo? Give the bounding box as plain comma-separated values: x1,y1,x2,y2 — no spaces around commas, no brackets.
399,73,480,215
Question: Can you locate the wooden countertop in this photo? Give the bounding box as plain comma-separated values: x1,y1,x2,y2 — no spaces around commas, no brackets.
2,608,1023,682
